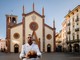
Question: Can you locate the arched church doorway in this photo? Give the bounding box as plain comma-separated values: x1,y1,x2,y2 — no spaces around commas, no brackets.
14,44,19,53
47,44,51,52
74,44,79,52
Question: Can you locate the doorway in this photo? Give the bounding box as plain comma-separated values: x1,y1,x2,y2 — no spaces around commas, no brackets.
14,44,19,53
47,44,51,52
74,44,79,52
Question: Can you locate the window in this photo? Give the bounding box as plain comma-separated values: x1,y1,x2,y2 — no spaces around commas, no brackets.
73,25,74,28
73,35,74,40
77,34,79,40
46,34,52,40
29,22,38,31
69,35,70,41
75,14,79,22
73,33,75,40
77,23,78,25
13,33,20,39
73,18,74,21
12,17,16,24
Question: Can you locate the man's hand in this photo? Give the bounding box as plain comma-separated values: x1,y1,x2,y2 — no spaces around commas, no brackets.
25,52,31,59
25,50,37,58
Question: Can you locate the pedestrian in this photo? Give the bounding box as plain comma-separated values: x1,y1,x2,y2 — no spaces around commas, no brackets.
19,34,41,60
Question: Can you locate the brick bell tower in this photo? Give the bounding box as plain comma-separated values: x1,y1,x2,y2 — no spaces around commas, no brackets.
6,15,17,52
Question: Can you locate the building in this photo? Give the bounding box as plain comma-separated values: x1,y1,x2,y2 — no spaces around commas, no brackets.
65,5,80,52
55,30,62,52
6,4,56,53
62,20,68,51
0,39,7,52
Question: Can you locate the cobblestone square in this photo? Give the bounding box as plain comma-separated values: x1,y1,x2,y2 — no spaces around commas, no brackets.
0,52,80,60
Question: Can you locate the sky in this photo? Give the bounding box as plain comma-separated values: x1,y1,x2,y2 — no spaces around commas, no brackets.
0,0,80,39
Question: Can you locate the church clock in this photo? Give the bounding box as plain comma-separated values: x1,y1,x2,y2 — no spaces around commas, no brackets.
29,22,38,31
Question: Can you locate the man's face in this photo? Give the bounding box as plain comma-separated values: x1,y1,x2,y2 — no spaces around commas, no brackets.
28,37,33,45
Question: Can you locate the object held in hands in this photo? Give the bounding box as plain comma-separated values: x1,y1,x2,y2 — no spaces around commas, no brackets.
27,50,37,58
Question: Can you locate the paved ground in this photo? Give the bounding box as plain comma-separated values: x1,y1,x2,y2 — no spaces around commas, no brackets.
0,52,80,60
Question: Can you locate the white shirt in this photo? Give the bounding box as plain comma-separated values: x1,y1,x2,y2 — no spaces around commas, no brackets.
19,43,41,60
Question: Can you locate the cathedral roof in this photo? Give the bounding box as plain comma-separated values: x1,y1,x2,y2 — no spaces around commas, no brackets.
22,11,45,18
10,22,22,28
44,24,53,30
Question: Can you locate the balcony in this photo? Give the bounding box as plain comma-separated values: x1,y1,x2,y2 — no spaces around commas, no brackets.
67,31,71,34
66,40,75,44
71,40,75,43
74,39,80,42
66,40,71,44
66,40,69,44
75,27,79,31
66,39,80,44
67,23,70,26
75,18,79,22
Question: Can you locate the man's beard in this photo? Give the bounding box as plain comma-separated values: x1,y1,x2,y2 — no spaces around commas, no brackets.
28,40,32,45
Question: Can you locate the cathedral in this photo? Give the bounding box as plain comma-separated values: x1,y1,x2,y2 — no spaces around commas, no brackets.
6,4,56,53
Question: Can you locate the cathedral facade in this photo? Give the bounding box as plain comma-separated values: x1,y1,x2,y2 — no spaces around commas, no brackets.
6,4,56,53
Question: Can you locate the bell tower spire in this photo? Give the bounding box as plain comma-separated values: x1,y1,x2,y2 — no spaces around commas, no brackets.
53,19,56,52
33,3,35,11
42,7,44,16
23,5,25,14
53,19,55,28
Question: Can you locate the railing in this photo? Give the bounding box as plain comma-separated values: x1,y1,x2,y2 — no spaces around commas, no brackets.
67,31,71,34
74,39,80,42
75,28,79,31
75,18,79,22
67,22,70,26
66,39,80,44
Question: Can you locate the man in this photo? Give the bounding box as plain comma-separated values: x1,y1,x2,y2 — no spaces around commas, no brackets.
19,34,41,60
